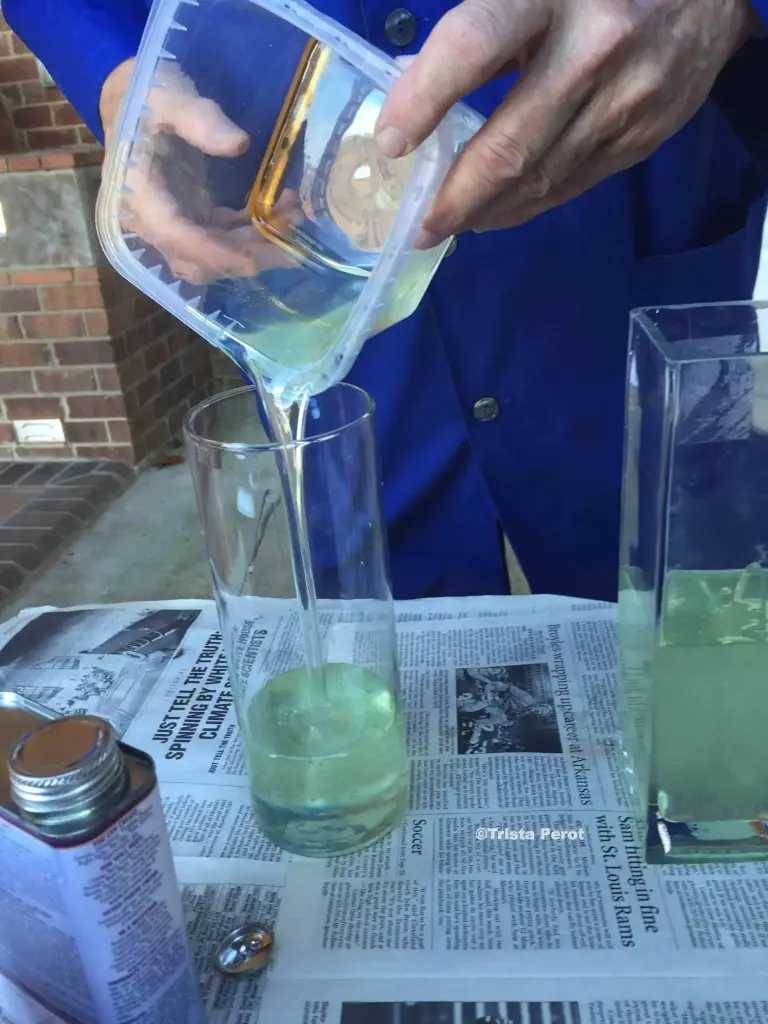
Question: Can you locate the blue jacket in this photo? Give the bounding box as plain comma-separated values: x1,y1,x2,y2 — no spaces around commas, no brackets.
6,0,768,602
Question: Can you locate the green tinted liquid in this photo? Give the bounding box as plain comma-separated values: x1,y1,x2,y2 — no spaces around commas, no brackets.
619,565,768,850
238,362,407,858
245,662,409,856
653,566,768,823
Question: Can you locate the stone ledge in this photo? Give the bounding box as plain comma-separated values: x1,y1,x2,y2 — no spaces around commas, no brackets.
0,164,103,269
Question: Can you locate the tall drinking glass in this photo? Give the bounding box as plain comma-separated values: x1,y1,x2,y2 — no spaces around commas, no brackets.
184,383,408,857
618,302,768,863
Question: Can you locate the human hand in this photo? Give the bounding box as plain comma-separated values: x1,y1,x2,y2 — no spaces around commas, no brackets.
375,0,762,247
100,59,301,284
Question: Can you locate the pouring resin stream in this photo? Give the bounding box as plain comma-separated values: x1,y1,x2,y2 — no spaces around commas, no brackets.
187,359,409,857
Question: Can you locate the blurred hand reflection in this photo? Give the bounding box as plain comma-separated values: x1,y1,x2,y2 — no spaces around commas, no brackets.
101,58,302,285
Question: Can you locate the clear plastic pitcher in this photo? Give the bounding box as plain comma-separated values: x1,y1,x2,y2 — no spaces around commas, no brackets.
97,0,484,401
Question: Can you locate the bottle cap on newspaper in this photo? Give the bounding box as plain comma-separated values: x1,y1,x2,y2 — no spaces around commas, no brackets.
214,924,273,976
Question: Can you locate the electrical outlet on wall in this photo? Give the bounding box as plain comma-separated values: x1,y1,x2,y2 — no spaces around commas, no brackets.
13,419,66,445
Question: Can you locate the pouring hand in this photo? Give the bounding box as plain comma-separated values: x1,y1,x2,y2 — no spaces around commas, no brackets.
374,0,762,246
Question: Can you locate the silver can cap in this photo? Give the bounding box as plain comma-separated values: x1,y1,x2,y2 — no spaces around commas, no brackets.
9,714,125,820
214,924,273,976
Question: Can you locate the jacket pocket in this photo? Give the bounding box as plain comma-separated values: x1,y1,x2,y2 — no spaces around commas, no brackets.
631,192,767,309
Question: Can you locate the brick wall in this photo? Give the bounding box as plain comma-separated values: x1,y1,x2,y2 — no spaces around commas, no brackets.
0,265,212,462
210,349,246,394
0,89,13,151
0,13,218,465
0,12,97,154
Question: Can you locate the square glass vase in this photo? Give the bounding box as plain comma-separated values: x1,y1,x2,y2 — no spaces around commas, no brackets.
618,302,768,863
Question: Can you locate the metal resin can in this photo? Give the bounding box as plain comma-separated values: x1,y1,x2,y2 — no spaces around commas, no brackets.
0,691,206,1024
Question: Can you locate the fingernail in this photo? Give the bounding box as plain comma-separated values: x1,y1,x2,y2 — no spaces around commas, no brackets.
375,125,409,159
215,124,249,151
414,228,445,250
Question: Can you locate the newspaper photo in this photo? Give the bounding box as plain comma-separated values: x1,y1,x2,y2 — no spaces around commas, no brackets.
389,613,620,814
0,603,203,735
258,976,768,1024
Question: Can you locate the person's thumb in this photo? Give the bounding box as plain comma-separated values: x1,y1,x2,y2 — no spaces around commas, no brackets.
164,95,249,156
375,0,545,158
149,70,249,157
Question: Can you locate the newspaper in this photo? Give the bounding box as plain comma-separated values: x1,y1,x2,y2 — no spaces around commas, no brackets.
1,593,768,1022
176,858,283,1024
0,595,600,869
271,611,768,983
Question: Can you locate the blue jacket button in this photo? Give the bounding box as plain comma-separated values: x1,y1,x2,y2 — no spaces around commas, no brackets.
385,8,417,47
473,397,500,422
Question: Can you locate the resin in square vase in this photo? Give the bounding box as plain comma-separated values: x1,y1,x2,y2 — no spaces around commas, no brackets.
618,302,768,862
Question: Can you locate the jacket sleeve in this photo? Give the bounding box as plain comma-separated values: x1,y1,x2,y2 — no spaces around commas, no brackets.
2,0,148,143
